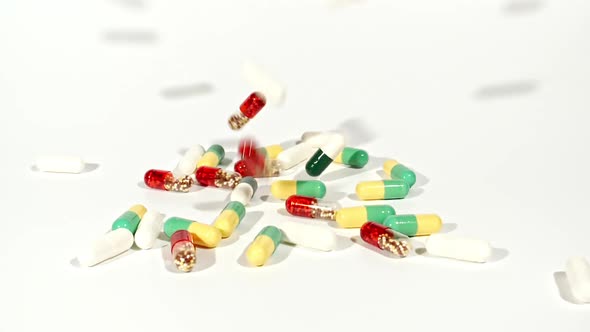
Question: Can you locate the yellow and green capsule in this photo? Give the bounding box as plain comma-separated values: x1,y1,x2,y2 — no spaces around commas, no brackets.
334,205,396,228
271,180,326,200
246,226,283,266
196,144,225,168
111,204,147,234
334,147,369,168
380,214,442,236
257,144,283,160
213,201,246,238
383,160,416,188
163,217,222,248
356,180,409,200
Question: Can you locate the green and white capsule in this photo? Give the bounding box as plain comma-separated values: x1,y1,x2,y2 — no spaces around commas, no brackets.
383,160,416,188
271,180,327,200
334,147,369,168
380,214,442,237
213,201,247,238
197,144,225,168
230,176,258,205
305,134,345,177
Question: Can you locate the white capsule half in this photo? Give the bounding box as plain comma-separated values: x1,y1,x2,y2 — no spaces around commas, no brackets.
277,142,315,170
278,221,337,251
134,210,165,250
425,234,492,263
242,61,286,106
34,155,85,173
321,134,345,159
302,132,345,149
173,145,205,177
230,176,258,205
565,256,590,303
77,228,134,267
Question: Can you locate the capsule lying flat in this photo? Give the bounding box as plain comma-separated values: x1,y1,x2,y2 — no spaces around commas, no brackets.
278,221,337,252
34,155,86,173
77,228,134,267
425,234,492,263
565,256,590,303
134,210,165,249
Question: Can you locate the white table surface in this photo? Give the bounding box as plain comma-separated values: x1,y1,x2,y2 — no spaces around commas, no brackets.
2,0,589,331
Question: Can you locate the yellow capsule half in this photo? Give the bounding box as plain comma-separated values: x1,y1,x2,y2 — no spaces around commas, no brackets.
188,222,222,248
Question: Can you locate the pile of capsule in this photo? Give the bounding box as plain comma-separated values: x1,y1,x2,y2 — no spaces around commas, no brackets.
76,130,497,272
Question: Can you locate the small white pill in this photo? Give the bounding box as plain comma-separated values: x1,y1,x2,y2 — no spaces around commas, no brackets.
278,221,337,252
277,142,315,170
425,234,492,263
242,61,286,106
77,228,134,267
34,155,85,173
134,210,165,250
565,256,590,303
230,176,258,205
173,145,205,177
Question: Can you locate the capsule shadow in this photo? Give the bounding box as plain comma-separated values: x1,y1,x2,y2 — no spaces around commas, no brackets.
488,247,510,263
219,151,237,167
194,248,216,272
405,187,424,199
69,258,81,268
440,223,458,233
266,243,293,266
553,271,582,304
102,29,158,43
236,211,264,236
323,190,347,202
475,80,538,99
82,163,100,173
414,171,430,187
321,167,366,183
334,234,354,251
503,0,544,14
112,0,147,9
337,117,377,147
193,199,227,211
279,139,298,149
160,82,214,99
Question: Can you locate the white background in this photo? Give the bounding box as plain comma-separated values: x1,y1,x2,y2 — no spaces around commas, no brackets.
1,0,589,331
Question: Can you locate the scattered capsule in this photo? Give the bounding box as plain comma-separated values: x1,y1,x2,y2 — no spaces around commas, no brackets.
163,217,222,248
257,144,283,160
34,155,86,173
306,134,345,177
425,234,492,263
213,201,246,238
334,147,369,168
229,92,267,130
195,166,242,189
77,228,134,267
271,180,326,200
144,169,193,192
355,180,409,200
237,137,281,177
565,257,590,303
246,226,283,266
230,176,258,205
134,210,165,249
276,142,316,170
380,214,442,237
196,144,225,168
171,230,196,272
242,61,286,106
360,222,412,258
285,195,338,219
383,160,416,188
279,221,337,252
174,145,205,176
300,131,334,147
334,205,396,228
111,204,147,234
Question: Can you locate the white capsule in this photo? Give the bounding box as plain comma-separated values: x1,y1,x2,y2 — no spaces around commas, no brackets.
320,134,345,159
301,132,345,149
230,176,258,205
565,256,590,303
242,61,286,106
425,234,492,263
34,155,86,173
278,221,337,251
77,228,134,267
173,145,205,177
134,210,165,250
276,142,315,170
